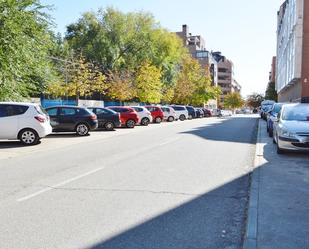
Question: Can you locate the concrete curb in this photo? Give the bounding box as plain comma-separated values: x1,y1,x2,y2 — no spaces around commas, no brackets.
243,119,263,249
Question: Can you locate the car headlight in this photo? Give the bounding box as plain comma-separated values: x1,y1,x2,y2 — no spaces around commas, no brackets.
281,129,296,138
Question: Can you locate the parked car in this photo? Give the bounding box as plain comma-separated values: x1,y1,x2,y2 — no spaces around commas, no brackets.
161,106,176,122
185,106,196,119
170,105,189,121
45,106,98,136
87,107,121,130
266,103,284,137
107,106,139,128
260,100,275,120
0,102,52,145
202,108,212,117
218,109,233,117
145,106,164,123
195,108,204,118
273,103,309,154
131,106,153,126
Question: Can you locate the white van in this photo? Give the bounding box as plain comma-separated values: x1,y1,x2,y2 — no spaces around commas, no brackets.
0,102,52,145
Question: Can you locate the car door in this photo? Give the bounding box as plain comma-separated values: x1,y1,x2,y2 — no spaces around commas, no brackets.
0,104,19,139
59,107,77,131
95,108,109,127
46,107,60,131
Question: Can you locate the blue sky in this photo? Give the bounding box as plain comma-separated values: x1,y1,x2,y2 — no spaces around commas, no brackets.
41,0,284,96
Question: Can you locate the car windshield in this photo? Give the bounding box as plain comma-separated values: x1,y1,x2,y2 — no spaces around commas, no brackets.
282,105,309,121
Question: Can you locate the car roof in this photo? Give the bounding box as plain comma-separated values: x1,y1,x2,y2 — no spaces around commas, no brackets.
45,105,85,109
282,103,309,108
0,102,39,106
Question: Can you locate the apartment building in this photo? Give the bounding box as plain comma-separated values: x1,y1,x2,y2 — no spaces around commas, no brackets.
276,0,309,102
176,24,218,86
212,52,241,104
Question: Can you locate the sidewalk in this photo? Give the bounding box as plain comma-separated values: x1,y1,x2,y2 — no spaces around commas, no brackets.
244,119,309,249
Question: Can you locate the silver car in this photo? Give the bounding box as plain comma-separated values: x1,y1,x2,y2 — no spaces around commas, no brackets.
273,103,309,154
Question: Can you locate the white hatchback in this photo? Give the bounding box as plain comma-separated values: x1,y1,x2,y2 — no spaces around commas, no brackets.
161,106,177,122
170,105,189,121
131,106,153,126
0,102,52,145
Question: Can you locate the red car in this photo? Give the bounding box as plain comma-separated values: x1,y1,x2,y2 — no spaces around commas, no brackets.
145,106,164,123
107,106,139,128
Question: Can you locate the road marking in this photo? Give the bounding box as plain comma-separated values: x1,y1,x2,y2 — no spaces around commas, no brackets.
17,167,104,202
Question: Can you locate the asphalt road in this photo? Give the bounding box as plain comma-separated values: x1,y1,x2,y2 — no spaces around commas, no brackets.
0,115,258,249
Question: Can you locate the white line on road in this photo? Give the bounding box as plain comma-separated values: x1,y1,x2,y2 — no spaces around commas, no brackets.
17,167,105,202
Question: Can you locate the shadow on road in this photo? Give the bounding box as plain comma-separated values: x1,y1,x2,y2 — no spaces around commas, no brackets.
85,117,309,249
0,141,25,149
180,116,258,144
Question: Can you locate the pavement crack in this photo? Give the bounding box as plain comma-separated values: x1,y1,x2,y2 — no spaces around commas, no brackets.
40,185,248,200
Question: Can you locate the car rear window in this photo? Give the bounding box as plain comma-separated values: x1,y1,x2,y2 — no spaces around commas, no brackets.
172,106,185,111
35,105,48,115
0,104,29,117
132,107,143,112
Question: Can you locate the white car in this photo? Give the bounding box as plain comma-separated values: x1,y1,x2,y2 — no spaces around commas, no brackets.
131,106,153,126
170,105,189,121
273,103,309,154
0,102,52,145
161,106,176,122
219,110,233,117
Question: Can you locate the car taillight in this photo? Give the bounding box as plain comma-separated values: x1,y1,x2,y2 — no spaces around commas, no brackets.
34,115,46,123
90,114,97,120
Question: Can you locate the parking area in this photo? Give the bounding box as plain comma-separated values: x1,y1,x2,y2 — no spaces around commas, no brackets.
0,117,219,160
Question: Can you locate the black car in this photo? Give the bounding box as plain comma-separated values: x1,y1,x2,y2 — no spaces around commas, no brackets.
195,108,204,118
185,106,196,119
45,106,98,136
87,107,121,131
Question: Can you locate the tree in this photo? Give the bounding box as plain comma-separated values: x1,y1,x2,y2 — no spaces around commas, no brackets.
47,57,107,101
106,70,136,102
265,82,277,101
173,57,201,104
0,0,55,100
246,93,264,108
173,57,220,106
223,92,244,110
65,7,186,85
135,62,162,103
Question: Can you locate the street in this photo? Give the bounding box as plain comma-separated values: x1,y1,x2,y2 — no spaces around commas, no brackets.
0,116,258,249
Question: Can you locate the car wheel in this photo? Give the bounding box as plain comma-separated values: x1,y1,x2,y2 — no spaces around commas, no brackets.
179,114,185,121
104,122,114,131
76,123,89,136
126,119,135,128
155,117,162,123
141,117,150,126
168,116,174,122
19,129,40,145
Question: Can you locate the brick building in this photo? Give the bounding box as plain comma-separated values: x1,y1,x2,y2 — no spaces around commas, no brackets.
276,0,309,102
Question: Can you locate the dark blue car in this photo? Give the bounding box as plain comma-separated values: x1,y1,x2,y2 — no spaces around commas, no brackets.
266,103,284,137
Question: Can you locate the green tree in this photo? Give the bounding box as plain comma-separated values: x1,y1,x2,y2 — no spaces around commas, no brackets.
173,57,200,104
246,93,264,108
173,57,220,105
48,57,107,101
223,92,244,110
265,82,277,101
135,62,162,103
65,7,186,86
0,0,55,100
